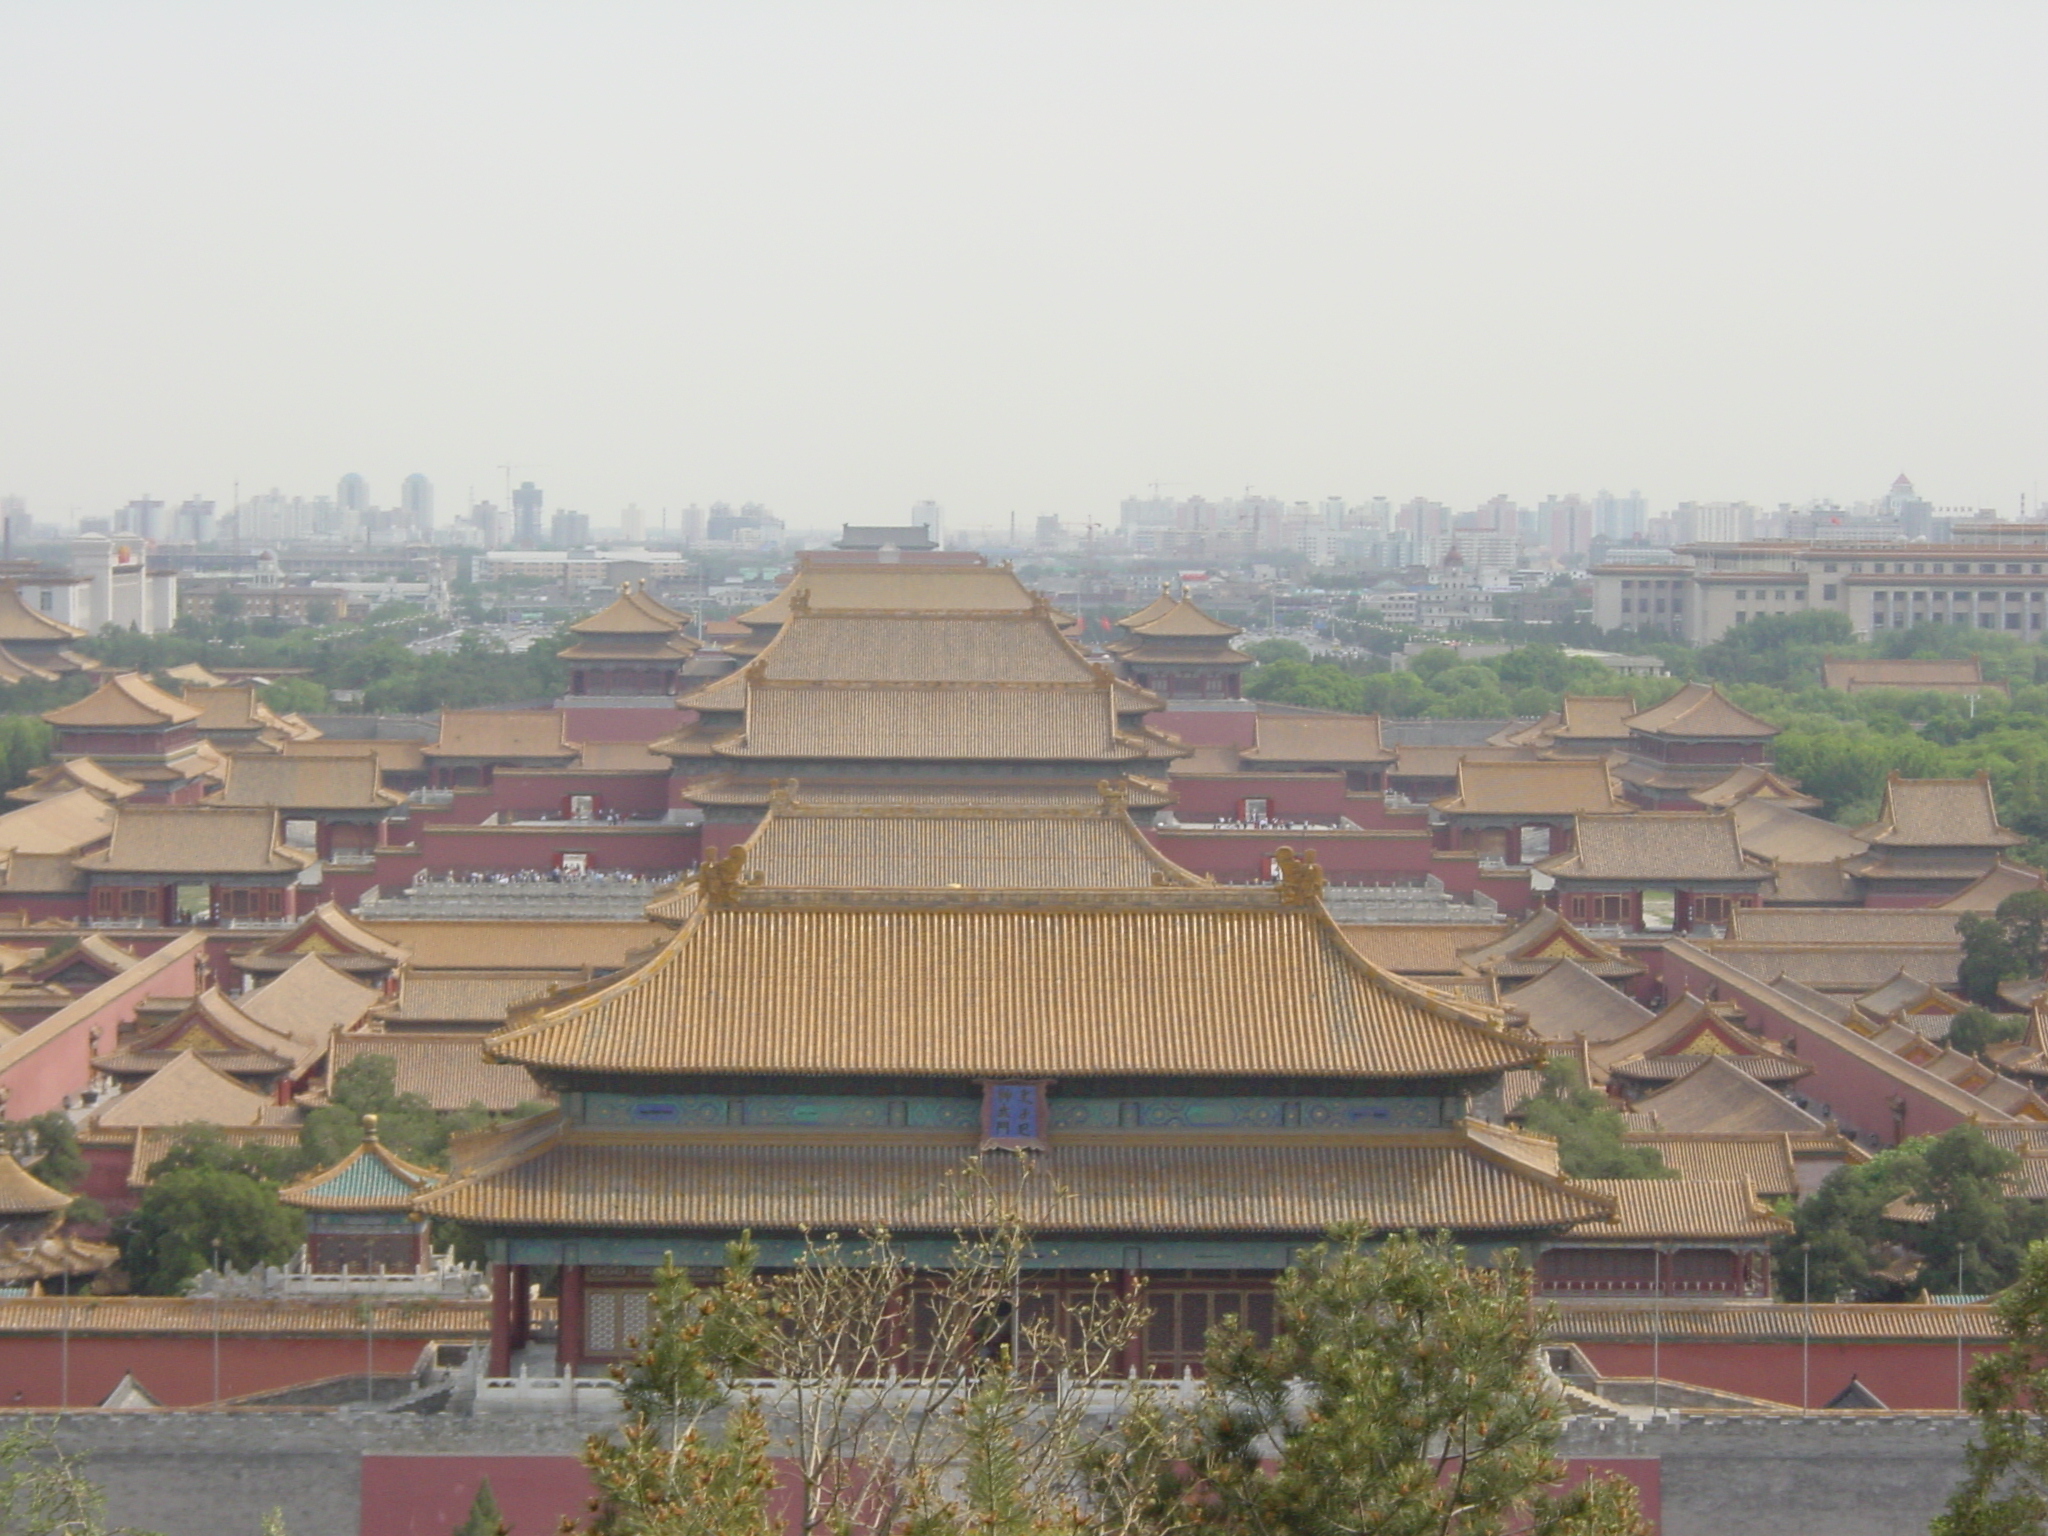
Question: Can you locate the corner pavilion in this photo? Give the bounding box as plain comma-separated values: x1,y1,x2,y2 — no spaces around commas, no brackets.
421,799,1621,1377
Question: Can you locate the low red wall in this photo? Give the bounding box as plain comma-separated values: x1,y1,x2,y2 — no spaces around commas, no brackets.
362,1457,599,1536
357,1453,1658,1536
0,1333,431,1408
1575,1339,1996,1412
1655,945,1977,1143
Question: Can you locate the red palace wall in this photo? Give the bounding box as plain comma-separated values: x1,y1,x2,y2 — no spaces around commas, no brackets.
1145,830,1538,915
1574,1338,1997,1412
1650,946,1978,1143
0,1332,434,1409
359,1454,1659,1536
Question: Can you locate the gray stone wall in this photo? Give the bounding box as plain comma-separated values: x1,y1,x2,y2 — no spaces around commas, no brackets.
24,1408,1982,1536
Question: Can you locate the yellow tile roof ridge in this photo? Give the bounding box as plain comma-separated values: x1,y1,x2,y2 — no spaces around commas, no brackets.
43,672,203,729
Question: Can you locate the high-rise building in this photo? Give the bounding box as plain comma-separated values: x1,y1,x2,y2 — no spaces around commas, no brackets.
114,498,166,542
337,473,370,514
173,497,216,544
470,501,505,549
551,510,592,547
619,504,646,543
512,482,545,546
401,474,434,531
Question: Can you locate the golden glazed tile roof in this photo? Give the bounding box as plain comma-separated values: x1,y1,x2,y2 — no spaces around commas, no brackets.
6,758,144,805
1122,595,1242,640
1622,1133,1800,1198
1433,759,1629,817
1731,799,1869,866
1547,695,1637,741
0,1153,74,1215
1453,908,1644,981
756,612,1103,685
1537,813,1769,883
568,584,697,638
1623,682,1779,740
1822,657,2000,693
0,645,59,685
424,710,578,760
239,956,382,1055
1689,765,1822,811
1117,589,1179,628
1548,1299,2000,1345
235,902,413,972
487,884,1540,1081
1500,959,1654,1044
217,752,402,811
1855,773,2022,850
0,582,88,644
358,919,656,972
1242,713,1393,766
43,673,201,729
1725,906,1963,947
415,1123,1616,1235
328,1031,546,1111
723,683,1169,763
1941,861,2048,912
87,1049,275,1130
1337,923,1497,977
76,805,315,875
1568,1177,1792,1242
0,1296,501,1337
377,970,572,1026
283,737,428,775
0,789,118,858
737,564,1049,625
731,795,1205,891
1630,1055,1825,1135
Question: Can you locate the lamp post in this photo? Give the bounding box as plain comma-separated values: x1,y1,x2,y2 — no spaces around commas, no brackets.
1801,1243,1811,1412
211,1239,222,1408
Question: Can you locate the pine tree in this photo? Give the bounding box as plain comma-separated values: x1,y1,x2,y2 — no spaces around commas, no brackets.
451,1477,509,1536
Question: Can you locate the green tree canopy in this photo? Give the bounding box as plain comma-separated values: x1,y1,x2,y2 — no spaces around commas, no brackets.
118,1163,303,1295
1778,1126,2048,1302
1096,1230,1649,1536
1517,1060,1673,1180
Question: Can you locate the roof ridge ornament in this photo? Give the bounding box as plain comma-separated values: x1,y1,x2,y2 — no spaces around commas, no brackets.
697,846,751,906
1272,845,1326,906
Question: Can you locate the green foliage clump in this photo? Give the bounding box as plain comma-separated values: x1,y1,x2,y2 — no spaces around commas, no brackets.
450,1479,510,1536
1937,1240,2048,1536
1517,1060,1674,1180
117,1144,304,1295
1778,1125,2048,1302
299,1054,548,1173
260,677,329,715
1960,892,2048,1007
1949,1006,2029,1060
0,716,53,796
1092,1230,1650,1536
1243,638,1311,666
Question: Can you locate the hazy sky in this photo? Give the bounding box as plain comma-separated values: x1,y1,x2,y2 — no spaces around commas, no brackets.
3,3,2044,531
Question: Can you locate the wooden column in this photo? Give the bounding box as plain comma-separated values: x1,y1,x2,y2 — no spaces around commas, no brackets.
488,1263,514,1377
559,1264,586,1377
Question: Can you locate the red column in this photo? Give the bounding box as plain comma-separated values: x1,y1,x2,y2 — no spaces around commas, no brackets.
1504,825,1522,865
488,1264,513,1377
559,1264,585,1377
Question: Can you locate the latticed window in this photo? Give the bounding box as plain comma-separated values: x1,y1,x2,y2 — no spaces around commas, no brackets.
584,1289,653,1356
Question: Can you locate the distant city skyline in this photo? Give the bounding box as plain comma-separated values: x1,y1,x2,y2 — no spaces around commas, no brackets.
2,6,2043,530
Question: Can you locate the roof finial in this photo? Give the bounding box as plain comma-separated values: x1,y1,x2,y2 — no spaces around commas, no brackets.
698,845,750,907
361,1112,380,1143
620,582,631,596
1272,846,1326,906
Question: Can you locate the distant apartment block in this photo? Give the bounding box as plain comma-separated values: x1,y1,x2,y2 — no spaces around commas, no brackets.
1594,528,2048,643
